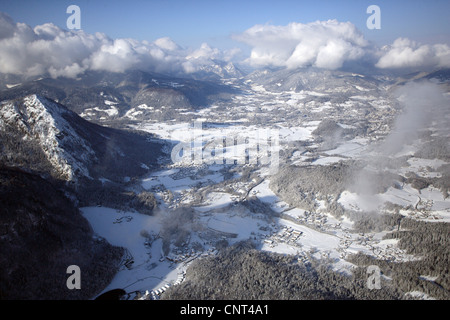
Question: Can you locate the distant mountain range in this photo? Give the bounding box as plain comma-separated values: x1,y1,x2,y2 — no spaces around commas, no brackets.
1,67,448,126
0,69,242,124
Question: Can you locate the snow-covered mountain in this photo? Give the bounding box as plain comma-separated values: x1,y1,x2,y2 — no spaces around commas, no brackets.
0,70,240,124
0,94,165,182
244,67,387,94
1,94,95,180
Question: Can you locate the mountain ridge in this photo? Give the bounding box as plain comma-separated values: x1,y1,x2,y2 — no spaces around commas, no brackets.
0,93,166,183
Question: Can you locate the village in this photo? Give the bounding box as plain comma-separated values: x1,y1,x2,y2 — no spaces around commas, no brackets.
136,270,185,300
83,106,447,300
262,225,303,248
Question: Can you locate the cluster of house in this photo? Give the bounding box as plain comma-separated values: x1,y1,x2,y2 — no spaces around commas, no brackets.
297,211,328,229
370,242,409,262
263,225,303,248
336,231,411,262
138,271,186,300
164,248,198,263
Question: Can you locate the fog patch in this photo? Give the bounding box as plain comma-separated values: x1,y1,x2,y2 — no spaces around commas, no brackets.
349,80,449,213
156,207,200,256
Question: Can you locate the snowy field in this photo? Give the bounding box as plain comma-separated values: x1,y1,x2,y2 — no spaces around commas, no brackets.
81,207,182,297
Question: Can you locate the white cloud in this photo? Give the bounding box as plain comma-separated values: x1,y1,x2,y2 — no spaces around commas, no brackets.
153,37,180,51
89,38,144,73
0,12,239,78
0,13,109,77
376,38,450,70
234,20,369,70
2,12,449,78
182,43,241,73
187,43,221,60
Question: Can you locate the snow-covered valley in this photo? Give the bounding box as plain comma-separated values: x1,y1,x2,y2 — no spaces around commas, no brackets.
79,77,450,300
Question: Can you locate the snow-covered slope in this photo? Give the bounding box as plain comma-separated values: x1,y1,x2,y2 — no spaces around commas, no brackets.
0,94,166,182
0,94,95,180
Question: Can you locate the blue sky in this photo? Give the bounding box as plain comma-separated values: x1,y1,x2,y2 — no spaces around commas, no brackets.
1,0,450,50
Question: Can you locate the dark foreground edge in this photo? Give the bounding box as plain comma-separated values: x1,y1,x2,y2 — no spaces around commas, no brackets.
0,299,444,319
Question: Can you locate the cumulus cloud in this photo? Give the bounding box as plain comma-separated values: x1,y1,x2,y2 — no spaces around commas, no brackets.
182,43,241,73
0,12,237,78
234,20,369,70
2,11,450,78
153,37,180,51
0,14,108,77
376,38,450,70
